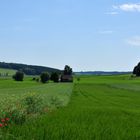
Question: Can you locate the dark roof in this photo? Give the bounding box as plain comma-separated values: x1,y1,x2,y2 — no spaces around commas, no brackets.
61,75,73,82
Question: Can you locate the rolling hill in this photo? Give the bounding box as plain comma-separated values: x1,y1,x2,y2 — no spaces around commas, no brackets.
0,62,61,75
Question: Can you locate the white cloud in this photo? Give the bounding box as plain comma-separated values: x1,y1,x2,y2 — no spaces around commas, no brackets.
113,3,140,12
126,36,140,46
98,30,113,34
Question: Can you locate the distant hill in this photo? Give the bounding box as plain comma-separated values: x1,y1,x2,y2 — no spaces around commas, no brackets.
0,62,61,75
75,71,132,75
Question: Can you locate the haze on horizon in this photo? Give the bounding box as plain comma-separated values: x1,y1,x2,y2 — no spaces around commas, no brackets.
0,0,140,71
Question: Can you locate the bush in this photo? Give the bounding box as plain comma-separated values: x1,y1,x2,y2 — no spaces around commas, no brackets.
32,77,36,81
1,105,26,125
36,78,39,82
0,94,43,126
24,95,43,114
50,72,59,82
13,71,24,81
40,72,50,83
77,77,80,81
10,109,26,125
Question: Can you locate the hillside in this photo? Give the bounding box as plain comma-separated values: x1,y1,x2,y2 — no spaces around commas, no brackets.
0,62,61,75
0,68,16,76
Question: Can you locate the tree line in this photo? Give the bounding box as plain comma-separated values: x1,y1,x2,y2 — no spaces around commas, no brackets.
13,65,73,83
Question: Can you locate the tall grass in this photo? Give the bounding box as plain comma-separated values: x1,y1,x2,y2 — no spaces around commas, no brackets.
3,75,140,139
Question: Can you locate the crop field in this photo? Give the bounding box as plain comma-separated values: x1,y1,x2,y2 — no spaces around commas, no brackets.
0,75,140,139
0,68,16,76
0,78,72,110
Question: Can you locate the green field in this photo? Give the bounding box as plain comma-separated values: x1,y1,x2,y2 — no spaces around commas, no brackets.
0,68,16,77
0,75,140,139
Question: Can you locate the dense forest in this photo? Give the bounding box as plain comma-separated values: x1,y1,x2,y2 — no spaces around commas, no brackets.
0,62,61,75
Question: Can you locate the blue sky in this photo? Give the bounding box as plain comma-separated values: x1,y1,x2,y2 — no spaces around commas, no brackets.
0,0,140,71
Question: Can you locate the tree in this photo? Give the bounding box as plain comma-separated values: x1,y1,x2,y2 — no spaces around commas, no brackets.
50,72,59,82
63,65,72,75
133,62,140,76
40,72,50,83
61,65,73,82
13,71,24,81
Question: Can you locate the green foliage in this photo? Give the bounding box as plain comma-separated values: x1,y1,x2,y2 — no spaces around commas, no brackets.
50,72,59,82
36,78,39,82
10,109,26,125
0,78,72,111
40,72,50,83
77,77,80,81
32,77,36,81
0,103,26,125
12,71,24,81
0,78,72,135
63,65,72,75
5,75,140,140
24,95,43,114
133,62,140,76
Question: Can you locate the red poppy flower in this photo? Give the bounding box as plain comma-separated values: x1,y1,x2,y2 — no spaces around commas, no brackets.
1,119,5,123
0,123,3,127
5,118,10,121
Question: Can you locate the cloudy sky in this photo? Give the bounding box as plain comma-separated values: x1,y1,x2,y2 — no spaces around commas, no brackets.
0,0,140,71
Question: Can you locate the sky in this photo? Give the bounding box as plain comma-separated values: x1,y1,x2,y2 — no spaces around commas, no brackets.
0,0,140,71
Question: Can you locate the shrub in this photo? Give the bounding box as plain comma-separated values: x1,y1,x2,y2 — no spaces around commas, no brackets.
0,94,45,127
77,77,80,81
24,95,43,114
32,77,36,81
40,72,50,83
36,78,39,82
0,117,10,128
1,106,26,126
13,71,24,81
50,72,59,82
10,109,26,125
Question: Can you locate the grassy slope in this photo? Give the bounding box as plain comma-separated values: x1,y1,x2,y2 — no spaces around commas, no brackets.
0,68,16,76
0,78,73,114
4,75,140,140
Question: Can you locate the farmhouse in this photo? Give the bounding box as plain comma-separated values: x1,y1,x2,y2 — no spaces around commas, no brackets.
61,75,73,82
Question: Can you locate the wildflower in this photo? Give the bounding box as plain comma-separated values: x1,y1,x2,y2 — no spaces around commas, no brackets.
5,118,10,121
0,123,3,127
4,123,8,127
1,119,5,123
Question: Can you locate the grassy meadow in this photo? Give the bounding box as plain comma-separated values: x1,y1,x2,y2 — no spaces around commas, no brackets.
0,75,140,139
0,68,16,77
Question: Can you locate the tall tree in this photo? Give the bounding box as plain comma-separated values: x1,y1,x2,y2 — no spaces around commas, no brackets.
63,65,72,75
133,62,140,76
